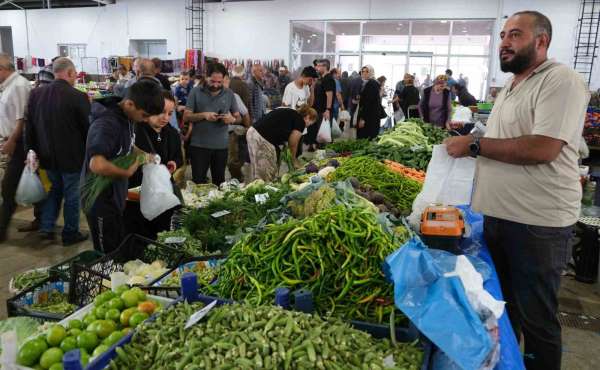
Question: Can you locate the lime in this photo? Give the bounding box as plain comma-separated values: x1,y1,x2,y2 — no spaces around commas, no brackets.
107,297,125,311
59,336,77,353
128,312,149,328
103,331,124,346
93,320,117,339
68,319,83,330
31,338,48,354
120,307,138,326
46,325,67,347
120,290,139,308
39,347,64,369
49,363,63,370
16,340,44,366
77,331,98,352
92,344,109,357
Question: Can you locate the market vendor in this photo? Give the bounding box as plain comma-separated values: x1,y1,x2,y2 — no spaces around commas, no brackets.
124,91,183,240
444,11,589,370
83,80,165,254
246,105,317,182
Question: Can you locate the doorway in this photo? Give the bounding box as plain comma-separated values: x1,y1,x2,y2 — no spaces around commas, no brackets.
362,53,407,94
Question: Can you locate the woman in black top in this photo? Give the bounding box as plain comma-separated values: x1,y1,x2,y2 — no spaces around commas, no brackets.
394,75,421,119
246,105,317,182
125,91,183,239
357,65,387,140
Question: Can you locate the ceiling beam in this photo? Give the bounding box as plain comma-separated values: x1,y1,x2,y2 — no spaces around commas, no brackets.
90,0,115,5
0,0,24,10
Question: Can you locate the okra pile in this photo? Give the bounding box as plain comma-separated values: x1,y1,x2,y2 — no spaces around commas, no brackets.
206,206,406,324
109,302,424,370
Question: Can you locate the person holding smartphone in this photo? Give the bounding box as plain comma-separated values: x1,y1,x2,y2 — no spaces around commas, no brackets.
183,62,240,185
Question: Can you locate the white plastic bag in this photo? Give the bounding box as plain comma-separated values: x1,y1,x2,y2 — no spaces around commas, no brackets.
316,119,332,143
15,150,46,206
451,105,473,123
408,145,476,228
338,110,351,123
331,118,342,139
140,156,180,221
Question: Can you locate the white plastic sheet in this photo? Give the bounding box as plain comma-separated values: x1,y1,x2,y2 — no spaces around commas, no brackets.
140,156,180,221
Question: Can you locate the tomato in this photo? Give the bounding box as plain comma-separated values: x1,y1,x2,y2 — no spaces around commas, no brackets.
93,320,117,339
68,319,83,330
93,303,108,320
16,340,44,366
120,307,138,326
105,308,121,322
114,285,128,296
76,331,98,352
120,290,139,308
46,325,67,347
82,313,97,327
93,291,114,306
92,344,110,357
121,327,133,335
137,301,156,315
103,331,124,346
107,297,125,311
59,336,77,353
128,312,149,328
80,349,90,366
39,347,64,369
130,287,147,301
68,328,82,337
49,363,63,370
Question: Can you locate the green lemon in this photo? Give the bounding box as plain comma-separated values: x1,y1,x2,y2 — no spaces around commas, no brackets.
16,340,44,366
107,297,125,311
120,290,139,308
68,328,82,337
128,312,149,328
46,325,67,347
105,308,121,322
93,320,117,339
82,313,97,327
39,347,64,369
68,319,83,330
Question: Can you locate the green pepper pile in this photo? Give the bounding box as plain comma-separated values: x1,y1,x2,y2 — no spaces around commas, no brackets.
109,302,424,370
329,157,422,215
206,206,407,324
28,291,76,315
12,269,49,292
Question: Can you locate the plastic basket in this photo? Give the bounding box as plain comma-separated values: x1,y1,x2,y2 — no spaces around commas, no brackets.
477,102,493,112
6,275,79,322
69,234,187,306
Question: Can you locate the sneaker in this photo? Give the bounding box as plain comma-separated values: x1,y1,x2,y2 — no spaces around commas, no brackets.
62,232,88,247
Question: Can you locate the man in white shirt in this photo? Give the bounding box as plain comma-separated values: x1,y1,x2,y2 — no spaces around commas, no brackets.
0,54,30,160
0,53,32,241
282,66,318,109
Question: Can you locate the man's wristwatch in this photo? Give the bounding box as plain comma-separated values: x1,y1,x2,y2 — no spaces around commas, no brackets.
469,137,481,158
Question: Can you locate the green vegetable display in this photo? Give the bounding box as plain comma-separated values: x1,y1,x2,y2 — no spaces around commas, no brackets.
183,184,291,253
81,153,141,213
326,139,373,154
158,263,219,287
0,317,40,355
410,118,448,145
329,156,422,214
29,291,77,315
287,185,337,218
206,206,408,324
378,121,430,149
12,269,49,292
156,229,216,257
109,302,424,370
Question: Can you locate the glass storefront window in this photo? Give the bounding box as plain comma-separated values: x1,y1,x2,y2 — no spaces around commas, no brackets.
411,21,451,54
327,22,360,53
450,20,493,55
363,21,409,52
292,21,325,53
449,56,489,100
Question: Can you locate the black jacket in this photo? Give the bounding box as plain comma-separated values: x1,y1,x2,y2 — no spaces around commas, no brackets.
128,123,183,188
457,90,478,107
357,79,386,140
156,73,172,91
26,79,91,172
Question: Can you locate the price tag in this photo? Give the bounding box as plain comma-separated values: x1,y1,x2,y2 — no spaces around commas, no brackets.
185,300,218,329
165,236,186,244
211,210,231,218
254,193,269,204
383,354,396,368
265,185,279,192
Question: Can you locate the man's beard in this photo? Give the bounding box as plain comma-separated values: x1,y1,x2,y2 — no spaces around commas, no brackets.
500,41,536,74
208,85,221,92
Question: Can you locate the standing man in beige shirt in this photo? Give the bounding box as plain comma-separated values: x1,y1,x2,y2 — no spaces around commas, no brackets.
445,11,589,370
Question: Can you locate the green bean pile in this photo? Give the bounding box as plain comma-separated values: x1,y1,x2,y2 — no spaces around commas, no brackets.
329,157,422,214
109,302,424,370
206,206,405,324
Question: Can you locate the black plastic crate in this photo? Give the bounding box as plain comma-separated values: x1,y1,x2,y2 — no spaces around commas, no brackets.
48,250,104,281
69,234,187,306
7,275,79,322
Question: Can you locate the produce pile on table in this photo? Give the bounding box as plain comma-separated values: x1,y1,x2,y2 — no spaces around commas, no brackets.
109,302,424,370
0,317,41,355
206,206,409,324
11,269,49,293
15,286,161,369
155,260,220,287
28,291,76,315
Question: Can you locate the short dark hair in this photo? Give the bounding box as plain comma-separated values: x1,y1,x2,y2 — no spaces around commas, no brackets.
207,62,227,77
126,80,165,116
513,10,553,46
301,66,319,79
162,90,176,104
445,69,453,76
319,59,331,70
180,71,190,77
330,68,338,76
342,71,348,78
151,57,162,69
312,59,319,67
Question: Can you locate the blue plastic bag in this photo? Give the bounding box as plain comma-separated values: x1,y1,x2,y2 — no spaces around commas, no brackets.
384,237,494,370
